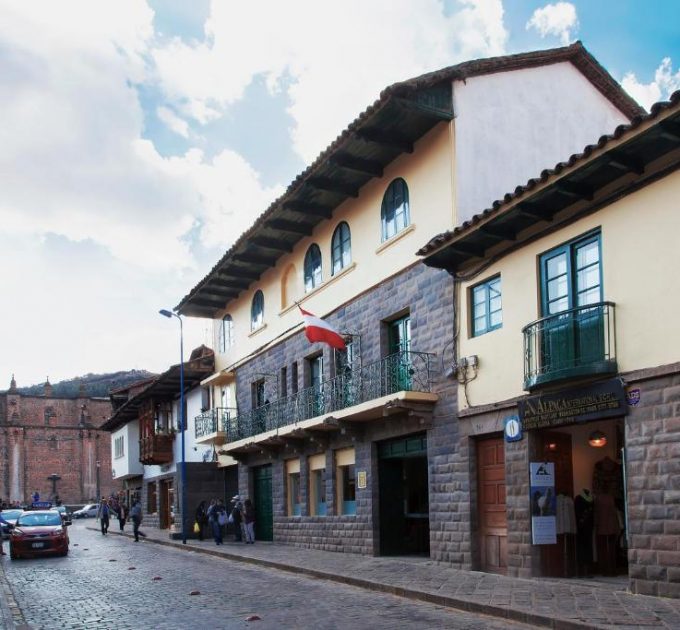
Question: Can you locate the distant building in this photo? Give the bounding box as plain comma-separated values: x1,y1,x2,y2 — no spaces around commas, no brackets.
0,376,114,505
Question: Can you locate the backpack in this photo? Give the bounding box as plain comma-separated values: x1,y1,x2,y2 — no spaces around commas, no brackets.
217,507,228,526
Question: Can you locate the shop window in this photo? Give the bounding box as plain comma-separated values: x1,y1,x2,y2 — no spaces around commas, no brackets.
251,290,264,331
331,222,351,275
471,275,502,336
147,483,157,514
304,244,323,292
154,401,173,434
336,448,356,515
219,315,234,352
286,459,301,517
309,454,327,516
381,178,410,242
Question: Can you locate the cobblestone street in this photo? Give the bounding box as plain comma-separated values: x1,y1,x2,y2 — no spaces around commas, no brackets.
0,522,534,630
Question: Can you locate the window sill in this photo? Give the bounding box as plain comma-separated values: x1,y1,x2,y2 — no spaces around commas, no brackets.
248,323,267,338
375,223,416,254
279,262,357,317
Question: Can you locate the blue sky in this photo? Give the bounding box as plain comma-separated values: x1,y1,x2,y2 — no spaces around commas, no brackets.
0,0,678,386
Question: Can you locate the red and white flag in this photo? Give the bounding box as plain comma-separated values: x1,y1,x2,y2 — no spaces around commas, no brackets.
299,307,346,351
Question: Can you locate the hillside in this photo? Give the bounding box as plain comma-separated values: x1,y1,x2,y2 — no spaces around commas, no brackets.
8,370,156,399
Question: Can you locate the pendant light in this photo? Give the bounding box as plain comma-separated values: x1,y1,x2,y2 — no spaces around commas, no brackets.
588,430,607,448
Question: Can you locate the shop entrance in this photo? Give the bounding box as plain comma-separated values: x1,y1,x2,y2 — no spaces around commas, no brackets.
253,465,273,541
535,418,626,578
476,436,507,573
378,434,429,556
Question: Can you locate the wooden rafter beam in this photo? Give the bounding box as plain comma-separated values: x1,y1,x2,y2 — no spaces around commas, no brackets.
283,200,334,219
393,96,454,121
556,181,594,201
249,236,293,252
267,219,314,235
233,252,280,266
659,120,680,141
448,241,485,258
202,286,239,299
307,176,359,198
517,202,553,222
606,151,645,175
479,224,517,242
212,275,253,288
330,153,384,178
190,297,226,309
355,128,413,153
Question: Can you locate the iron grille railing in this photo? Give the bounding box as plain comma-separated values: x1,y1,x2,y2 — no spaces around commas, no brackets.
225,351,434,442
194,407,238,439
523,301,617,390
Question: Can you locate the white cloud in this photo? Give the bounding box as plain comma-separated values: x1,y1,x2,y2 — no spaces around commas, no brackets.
622,57,680,111
151,0,508,163
526,2,578,46
157,106,190,138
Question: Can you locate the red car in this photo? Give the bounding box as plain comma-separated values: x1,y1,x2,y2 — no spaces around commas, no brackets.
10,510,69,559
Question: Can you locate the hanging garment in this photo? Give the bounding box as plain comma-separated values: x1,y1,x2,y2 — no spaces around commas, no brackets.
594,493,620,535
592,456,623,503
556,494,577,534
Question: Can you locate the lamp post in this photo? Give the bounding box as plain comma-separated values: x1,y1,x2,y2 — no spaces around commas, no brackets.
95,461,101,501
159,308,187,544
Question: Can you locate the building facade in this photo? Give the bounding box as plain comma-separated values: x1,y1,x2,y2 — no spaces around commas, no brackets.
0,377,114,506
174,43,642,562
420,90,680,596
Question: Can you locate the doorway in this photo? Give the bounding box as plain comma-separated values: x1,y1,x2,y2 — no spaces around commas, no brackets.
378,434,429,556
476,436,507,574
253,465,273,541
159,479,173,529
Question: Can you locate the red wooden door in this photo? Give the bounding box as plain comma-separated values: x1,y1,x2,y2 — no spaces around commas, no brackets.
477,437,507,573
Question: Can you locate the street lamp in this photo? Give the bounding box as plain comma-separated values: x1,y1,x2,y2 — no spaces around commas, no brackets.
159,308,187,545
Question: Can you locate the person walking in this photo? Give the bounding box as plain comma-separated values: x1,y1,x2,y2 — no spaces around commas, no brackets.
230,496,243,543
130,499,146,542
117,502,127,532
243,499,256,544
0,513,13,555
194,501,208,541
207,499,226,545
97,497,110,535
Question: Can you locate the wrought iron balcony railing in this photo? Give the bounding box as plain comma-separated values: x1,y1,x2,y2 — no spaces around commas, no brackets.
194,407,239,439
523,301,617,391
224,350,435,442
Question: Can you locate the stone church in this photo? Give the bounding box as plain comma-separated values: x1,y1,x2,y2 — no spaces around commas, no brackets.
0,376,114,506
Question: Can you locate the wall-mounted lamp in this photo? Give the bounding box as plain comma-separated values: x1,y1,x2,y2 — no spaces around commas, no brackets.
588,430,607,448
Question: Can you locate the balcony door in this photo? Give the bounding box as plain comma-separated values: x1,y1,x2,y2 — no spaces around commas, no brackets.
308,354,324,416
334,341,357,409
540,233,603,375
388,315,411,392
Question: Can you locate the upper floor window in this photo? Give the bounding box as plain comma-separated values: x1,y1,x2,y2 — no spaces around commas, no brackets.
381,178,410,242
114,435,125,459
219,314,234,352
471,276,502,337
251,290,264,330
331,222,351,275
304,244,323,292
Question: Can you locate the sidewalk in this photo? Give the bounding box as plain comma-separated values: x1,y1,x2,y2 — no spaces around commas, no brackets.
91,526,680,630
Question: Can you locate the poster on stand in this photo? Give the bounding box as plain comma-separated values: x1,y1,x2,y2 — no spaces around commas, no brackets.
530,462,556,545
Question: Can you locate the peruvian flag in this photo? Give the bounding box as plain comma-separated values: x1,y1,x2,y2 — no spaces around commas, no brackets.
299,307,346,351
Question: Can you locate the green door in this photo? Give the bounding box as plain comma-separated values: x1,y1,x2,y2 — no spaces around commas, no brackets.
388,316,412,392
253,465,273,541
540,234,603,379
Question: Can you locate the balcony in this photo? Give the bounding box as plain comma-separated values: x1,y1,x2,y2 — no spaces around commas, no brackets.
225,351,437,448
139,434,175,465
523,301,617,391
194,407,238,445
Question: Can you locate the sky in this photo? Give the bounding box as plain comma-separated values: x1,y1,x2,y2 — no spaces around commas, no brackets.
1,0,679,388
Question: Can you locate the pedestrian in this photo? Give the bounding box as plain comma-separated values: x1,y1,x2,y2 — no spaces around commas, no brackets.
0,513,13,555
194,500,208,541
130,499,146,542
97,497,110,535
207,499,226,545
117,502,127,532
230,496,243,542
243,499,256,544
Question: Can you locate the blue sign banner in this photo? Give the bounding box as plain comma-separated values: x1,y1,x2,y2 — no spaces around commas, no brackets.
31,501,52,509
504,415,522,442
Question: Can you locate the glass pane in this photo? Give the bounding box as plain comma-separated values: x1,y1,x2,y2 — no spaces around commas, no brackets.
474,316,486,335
489,295,502,313
490,310,502,327
578,287,601,306
473,286,486,305
546,253,567,279
577,265,600,293
475,300,487,317
548,297,569,314
577,240,599,268
548,275,568,301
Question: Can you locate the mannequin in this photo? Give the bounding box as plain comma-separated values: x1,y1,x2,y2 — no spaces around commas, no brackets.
574,489,594,577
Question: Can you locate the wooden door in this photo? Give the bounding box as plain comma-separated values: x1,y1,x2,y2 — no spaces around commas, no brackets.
477,437,507,574
159,479,172,529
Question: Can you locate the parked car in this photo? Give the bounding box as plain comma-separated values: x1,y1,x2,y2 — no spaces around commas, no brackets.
72,504,98,519
10,510,69,559
1,509,23,538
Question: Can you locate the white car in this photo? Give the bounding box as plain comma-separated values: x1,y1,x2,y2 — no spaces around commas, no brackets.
72,503,98,519
1,509,23,538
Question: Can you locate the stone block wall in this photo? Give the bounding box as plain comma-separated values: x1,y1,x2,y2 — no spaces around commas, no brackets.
625,366,680,598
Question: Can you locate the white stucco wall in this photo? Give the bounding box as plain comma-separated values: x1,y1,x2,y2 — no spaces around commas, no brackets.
452,62,631,224
111,421,143,480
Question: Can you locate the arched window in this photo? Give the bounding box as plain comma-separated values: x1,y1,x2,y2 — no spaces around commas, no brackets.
331,222,351,275
251,290,264,331
304,244,323,292
381,178,410,242
219,315,233,352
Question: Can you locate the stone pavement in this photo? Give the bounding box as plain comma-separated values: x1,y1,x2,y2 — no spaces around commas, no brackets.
94,524,680,630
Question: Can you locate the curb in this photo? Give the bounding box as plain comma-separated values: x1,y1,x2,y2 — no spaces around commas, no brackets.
87,527,604,630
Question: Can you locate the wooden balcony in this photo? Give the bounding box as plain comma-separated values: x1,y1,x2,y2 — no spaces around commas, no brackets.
139,434,175,465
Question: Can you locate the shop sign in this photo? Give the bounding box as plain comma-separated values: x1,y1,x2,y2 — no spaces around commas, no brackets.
503,416,522,442
626,388,641,407
530,462,556,545
357,470,367,489
518,379,625,431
